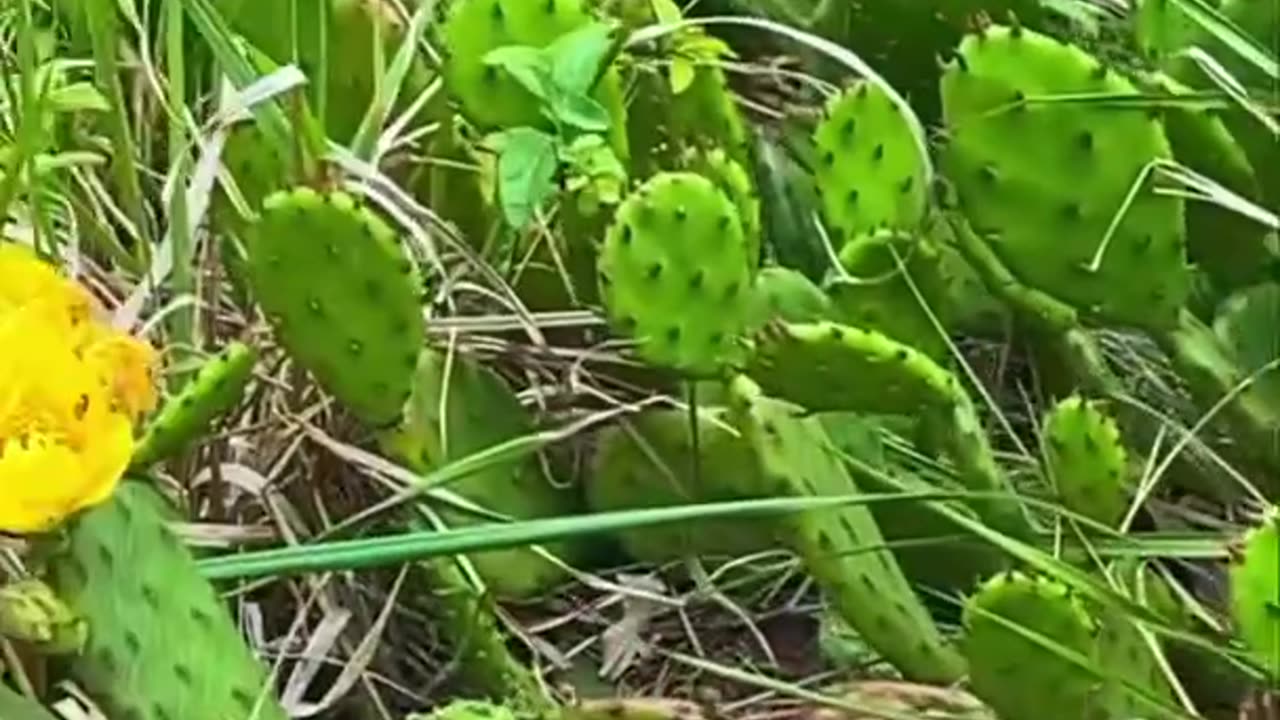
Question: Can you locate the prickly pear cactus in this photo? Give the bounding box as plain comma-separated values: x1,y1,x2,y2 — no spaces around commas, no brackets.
1229,508,1280,680
245,186,423,427
0,577,85,654
812,82,928,244
941,24,1190,331
421,559,553,714
587,408,770,561
1143,74,1271,293
745,266,833,332
962,572,1100,720
219,0,432,143
826,232,951,361
409,699,517,720
45,481,289,720
1214,282,1280,406
682,146,761,268
746,320,960,414
725,375,966,683
440,0,630,158
131,342,257,468
0,684,60,720
381,348,581,598
1042,395,1131,528
598,172,752,376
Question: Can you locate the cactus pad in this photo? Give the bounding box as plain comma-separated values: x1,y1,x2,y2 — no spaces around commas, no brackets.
724,375,965,683
1214,282,1280,406
813,82,928,243
587,408,769,561
246,186,423,427
746,320,960,414
683,146,761,268
1229,508,1280,679
962,572,1100,720
746,266,833,332
1042,395,1131,528
941,24,1189,331
598,171,752,376
46,481,288,720
132,342,257,468
0,578,85,654
381,348,580,597
826,232,950,360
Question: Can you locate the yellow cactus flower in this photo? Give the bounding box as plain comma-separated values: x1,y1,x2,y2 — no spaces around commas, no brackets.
81,326,159,420
0,261,151,533
0,243,93,332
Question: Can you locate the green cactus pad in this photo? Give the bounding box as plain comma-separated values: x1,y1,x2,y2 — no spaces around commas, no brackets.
420,559,552,713
1229,508,1280,679
1146,74,1271,292
941,24,1189,331
46,482,288,720
381,348,581,597
724,375,965,683
410,699,517,720
746,266,834,332
439,0,630,158
0,578,85,654
668,63,752,170
826,232,951,360
1042,395,1131,528
587,408,769,561
813,83,928,244
0,684,60,720
598,171,752,376
683,146,761,268
246,186,423,427
1214,282,1280,406
220,0,432,143
962,572,1100,720
746,320,960,415
132,342,257,468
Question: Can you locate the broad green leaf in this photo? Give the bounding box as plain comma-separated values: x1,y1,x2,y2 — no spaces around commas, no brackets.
544,91,611,132
547,21,617,97
494,127,560,229
669,56,695,94
651,0,682,24
484,45,553,103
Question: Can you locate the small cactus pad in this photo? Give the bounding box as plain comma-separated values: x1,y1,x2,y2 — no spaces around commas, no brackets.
131,342,257,468
1229,508,1280,679
0,578,85,654
1214,282,1280,406
813,83,928,242
668,63,752,170
381,348,580,598
827,232,950,360
587,408,770,561
46,482,289,720
962,572,1099,720
598,172,752,376
1147,74,1270,291
746,266,834,332
440,0,630,157
683,146,762,268
941,25,1189,331
411,700,516,720
421,559,552,713
246,186,423,427
746,321,960,415
725,375,965,683
1042,395,1131,528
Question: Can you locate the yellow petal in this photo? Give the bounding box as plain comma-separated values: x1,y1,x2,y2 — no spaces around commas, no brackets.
71,409,132,511
0,243,94,330
0,436,86,534
82,327,159,419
